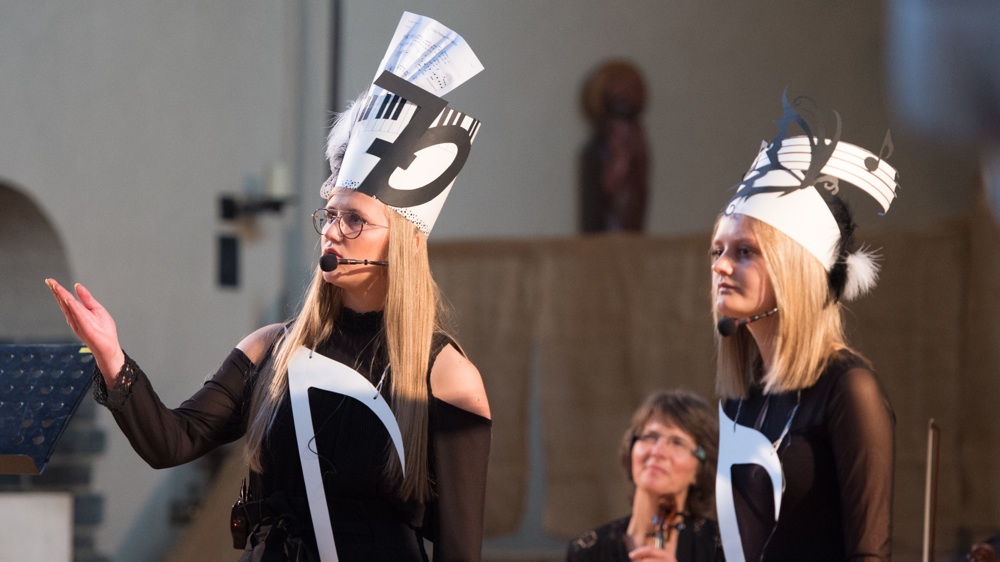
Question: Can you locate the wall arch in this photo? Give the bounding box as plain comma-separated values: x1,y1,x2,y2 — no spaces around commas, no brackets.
0,181,74,343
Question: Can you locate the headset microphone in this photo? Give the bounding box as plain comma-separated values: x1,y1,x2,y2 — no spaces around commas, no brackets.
717,308,779,337
319,254,389,272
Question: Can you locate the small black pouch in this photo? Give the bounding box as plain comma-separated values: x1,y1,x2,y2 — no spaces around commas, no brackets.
231,478,251,549
231,503,249,549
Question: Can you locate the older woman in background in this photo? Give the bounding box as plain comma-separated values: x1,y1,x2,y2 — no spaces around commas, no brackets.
567,389,721,562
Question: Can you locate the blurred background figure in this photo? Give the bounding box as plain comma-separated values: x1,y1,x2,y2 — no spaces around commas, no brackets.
952,532,1000,562
887,0,1000,223
889,4,1000,556
579,60,650,233
968,542,997,562
566,389,720,562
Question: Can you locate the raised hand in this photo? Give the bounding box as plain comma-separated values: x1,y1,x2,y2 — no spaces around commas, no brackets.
45,279,125,385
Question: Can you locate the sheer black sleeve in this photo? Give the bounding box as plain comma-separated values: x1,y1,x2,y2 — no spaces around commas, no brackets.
93,348,254,469
424,397,492,562
827,367,895,560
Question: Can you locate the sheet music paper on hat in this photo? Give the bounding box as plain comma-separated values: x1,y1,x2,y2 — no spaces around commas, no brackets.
375,11,483,97
336,12,485,235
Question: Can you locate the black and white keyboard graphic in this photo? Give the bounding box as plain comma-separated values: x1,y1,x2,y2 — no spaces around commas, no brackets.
356,92,481,142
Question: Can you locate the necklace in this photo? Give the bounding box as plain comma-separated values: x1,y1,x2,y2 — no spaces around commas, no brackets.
734,390,801,452
372,364,389,399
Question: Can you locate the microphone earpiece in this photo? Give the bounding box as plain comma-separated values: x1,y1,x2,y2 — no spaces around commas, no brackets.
319,255,389,272
717,307,778,337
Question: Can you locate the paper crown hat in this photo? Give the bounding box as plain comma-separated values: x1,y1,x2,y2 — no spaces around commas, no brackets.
321,12,484,235
724,92,900,300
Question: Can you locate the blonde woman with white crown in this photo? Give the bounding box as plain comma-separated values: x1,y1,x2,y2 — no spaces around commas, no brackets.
711,94,897,562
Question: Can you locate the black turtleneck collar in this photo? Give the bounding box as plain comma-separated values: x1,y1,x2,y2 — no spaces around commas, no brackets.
337,306,384,334
317,307,387,380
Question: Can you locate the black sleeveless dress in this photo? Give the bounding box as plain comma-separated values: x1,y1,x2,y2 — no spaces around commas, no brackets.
94,307,491,561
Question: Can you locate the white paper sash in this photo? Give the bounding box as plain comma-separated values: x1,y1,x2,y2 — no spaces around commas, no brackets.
288,346,406,562
715,402,784,562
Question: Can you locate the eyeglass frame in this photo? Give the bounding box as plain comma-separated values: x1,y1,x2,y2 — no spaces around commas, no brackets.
311,208,389,239
631,431,707,462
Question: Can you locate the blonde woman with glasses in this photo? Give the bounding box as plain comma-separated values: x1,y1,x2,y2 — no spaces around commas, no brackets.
47,14,491,560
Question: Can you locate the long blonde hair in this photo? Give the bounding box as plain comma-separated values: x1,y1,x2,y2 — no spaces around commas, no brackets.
713,215,855,398
245,205,443,501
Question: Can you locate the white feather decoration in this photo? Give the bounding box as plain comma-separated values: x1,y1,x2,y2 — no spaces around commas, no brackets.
321,94,367,199
843,247,882,300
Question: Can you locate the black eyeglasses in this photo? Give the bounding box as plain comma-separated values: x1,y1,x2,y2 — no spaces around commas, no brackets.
311,208,388,239
632,432,707,461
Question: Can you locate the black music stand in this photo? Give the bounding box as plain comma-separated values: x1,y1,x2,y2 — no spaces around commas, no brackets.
0,344,94,475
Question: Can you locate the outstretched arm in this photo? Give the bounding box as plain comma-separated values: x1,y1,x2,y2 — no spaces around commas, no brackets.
46,278,282,468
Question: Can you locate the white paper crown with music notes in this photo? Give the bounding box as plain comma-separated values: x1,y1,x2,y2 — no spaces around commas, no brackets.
321,12,484,235
724,93,900,300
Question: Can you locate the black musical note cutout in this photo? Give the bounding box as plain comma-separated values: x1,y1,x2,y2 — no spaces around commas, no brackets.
865,130,894,172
